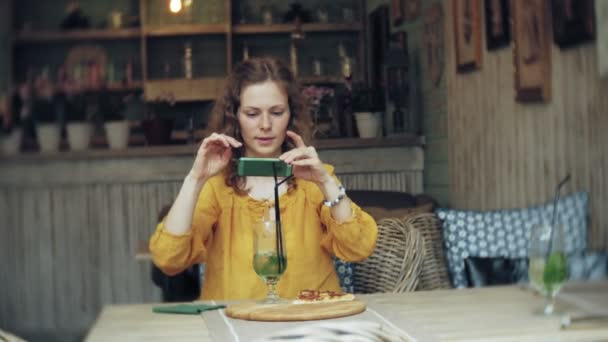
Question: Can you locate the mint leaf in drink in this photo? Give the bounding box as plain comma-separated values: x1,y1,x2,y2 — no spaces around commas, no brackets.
543,252,567,292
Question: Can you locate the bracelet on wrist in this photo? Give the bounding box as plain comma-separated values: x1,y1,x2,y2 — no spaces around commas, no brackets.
323,185,346,208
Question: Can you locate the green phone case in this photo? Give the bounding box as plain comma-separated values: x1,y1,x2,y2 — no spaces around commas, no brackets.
237,157,293,177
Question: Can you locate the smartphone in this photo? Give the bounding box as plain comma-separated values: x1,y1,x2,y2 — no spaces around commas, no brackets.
237,157,293,177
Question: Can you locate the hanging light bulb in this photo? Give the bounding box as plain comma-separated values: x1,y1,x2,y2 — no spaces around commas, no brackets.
169,0,182,13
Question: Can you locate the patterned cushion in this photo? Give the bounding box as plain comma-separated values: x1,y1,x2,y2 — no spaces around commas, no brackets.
436,192,588,288
334,258,355,293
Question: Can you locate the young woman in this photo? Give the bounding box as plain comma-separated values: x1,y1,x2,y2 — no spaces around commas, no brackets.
149,57,377,300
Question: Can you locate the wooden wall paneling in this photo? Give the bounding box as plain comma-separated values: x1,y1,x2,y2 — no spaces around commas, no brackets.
18,188,31,330
337,171,423,193
4,190,13,329
482,52,495,208
74,186,97,329
124,184,139,303
110,184,128,303
0,191,9,327
11,190,25,331
126,183,150,303
473,73,483,209
125,184,140,302
50,188,67,330
20,189,35,329
0,190,14,328
86,186,103,317
55,188,76,332
0,191,5,328
24,188,43,330
93,185,112,308
446,3,608,249
69,187,85,330
134,182,162,302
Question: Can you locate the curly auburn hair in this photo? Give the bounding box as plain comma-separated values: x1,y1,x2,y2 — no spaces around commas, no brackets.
205,57,313,193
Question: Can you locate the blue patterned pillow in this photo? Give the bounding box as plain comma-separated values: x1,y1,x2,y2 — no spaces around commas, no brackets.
436,192,588,288
333,258,355,293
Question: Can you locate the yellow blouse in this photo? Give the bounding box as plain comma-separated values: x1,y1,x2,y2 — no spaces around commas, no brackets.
149,165,378,300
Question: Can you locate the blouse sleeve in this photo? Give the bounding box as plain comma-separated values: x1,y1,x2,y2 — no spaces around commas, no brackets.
149,179,221,276
311,166,378,262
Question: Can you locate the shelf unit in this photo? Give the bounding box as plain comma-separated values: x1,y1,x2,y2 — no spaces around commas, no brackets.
7,0,373,150
10,0,366,102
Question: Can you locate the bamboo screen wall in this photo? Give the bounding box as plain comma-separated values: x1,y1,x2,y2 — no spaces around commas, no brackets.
443,0,608,249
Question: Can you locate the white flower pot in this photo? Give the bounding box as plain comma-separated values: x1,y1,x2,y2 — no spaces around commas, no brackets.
1,129,22,155
66,122,92,151
104,121,130,150
354,112,381,138
36,123,61,153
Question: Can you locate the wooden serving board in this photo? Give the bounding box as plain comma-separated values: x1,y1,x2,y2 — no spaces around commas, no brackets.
225,300,366,321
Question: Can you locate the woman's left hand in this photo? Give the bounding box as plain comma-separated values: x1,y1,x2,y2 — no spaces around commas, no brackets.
280,131,331,184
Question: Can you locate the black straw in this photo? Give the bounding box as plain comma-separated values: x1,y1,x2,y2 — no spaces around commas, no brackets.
546,174,571,260
272,163,292,274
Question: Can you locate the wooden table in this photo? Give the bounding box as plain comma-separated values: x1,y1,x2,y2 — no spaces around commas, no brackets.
85,282,608,341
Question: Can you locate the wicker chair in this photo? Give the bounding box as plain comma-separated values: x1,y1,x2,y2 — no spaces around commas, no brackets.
404,213,452,290
354,218,426,293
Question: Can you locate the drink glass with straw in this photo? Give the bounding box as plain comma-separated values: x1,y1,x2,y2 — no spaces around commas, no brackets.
251,163,291,304
528,174,570,315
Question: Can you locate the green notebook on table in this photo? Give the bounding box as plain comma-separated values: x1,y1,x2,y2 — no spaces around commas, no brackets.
152,303,226,315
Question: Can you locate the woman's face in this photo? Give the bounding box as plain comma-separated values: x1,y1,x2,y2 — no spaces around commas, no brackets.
238,81,291,158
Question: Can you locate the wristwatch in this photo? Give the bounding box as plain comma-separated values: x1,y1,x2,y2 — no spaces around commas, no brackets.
323,185,347,208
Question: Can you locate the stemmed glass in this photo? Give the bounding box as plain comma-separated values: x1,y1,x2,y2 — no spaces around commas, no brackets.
253,219,287,304
528,223,569,315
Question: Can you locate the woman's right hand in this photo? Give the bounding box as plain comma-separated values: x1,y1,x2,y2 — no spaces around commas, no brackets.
189,133,242,181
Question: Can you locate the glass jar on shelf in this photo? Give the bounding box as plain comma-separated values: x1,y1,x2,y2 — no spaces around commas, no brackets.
338,43,355,79
261,5,274,25
183,42,193,79
316,7,329,23
312,57,324,76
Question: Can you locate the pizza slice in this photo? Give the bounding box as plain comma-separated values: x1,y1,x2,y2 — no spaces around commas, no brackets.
293,290,356,305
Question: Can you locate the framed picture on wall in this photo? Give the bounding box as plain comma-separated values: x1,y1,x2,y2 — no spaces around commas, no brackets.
512,0,551,102
391,0,404,25
485,0,511,50
552,0,595,49
453,0,482,72
597,0,608,78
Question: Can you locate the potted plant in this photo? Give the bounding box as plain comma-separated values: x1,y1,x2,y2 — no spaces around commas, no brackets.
26,75,61,153
0,92,22,155
60,84,94,151
303,85,337,138
143,93,175,146
99,90,130,150
351,83,384,138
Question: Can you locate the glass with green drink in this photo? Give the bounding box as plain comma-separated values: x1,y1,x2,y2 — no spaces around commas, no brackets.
528,223,568,315
253,218,287,304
